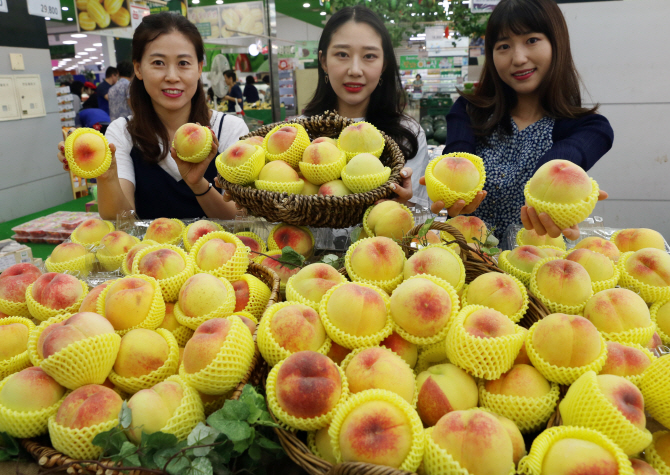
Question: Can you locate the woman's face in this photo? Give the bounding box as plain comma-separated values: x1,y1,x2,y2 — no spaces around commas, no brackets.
492,31,552,97
320,20,384,115
134,31,202,116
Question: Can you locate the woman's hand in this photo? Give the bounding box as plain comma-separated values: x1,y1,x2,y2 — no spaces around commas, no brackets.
418,176,487,216
58,128,119,181
57,128,76,172
172,127,219,190
521,190,609,241
214,176,247,216
389,168,413,204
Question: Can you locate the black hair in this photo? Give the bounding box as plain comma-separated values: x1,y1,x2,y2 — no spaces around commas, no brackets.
245,75,255,84
303,6,418,161
416,74,421,79
223,70,237,82
70,80,84,98
105,66,119,78
116,60,133,78
262,75,270,84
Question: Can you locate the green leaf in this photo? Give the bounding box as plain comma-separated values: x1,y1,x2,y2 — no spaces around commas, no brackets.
418,218,435,239
142,431,179,450
350,226,362,242
220,399,251,422
165,455,191,475
119,441,137,457
248,444,262,461
278,246,305,270
0,433,20,457
119,400,132,429
92,427,128,455
256,436,282,450
187,422,220,457
139,453,159,470
189,456,213,475
123,453,141,467
208,419,252,443
154,443,186,470
212,439,234,464
488,247,501,255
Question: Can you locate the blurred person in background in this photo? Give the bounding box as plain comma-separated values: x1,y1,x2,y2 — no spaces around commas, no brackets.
96,66,119,115
69,80,84,114
109,61,134,121
222,70,243,112
243,75,259,103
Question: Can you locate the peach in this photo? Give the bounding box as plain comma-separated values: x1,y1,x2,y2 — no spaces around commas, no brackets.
338,122,384,155
31,272,83,310
289,263,343,305
404,246,463,290
235,235,262,255
390,277,453,338
258,160,301,182
444,216,488,244
514,341,532,365
185,220,221,250
178,274,230,319
242,136,264,146
314,425,336,464
601,342,652,377
182,318,231,374
625,248,670,287
79,282,110,313
485,364,551,398
614,228,666,252
583,288,651,334
433,156,481,193
159,302,179,331
366,201,413,239
219,141,257,167
576,236,621,262
50,242,89,263
463,308,517,339
410,230,441,248
276,351,341,418
349,236,404,282
124,241,155,273
232,280,249,312
232,313,256,335
72,218,111,244
0,323,29,361
325,283,388,337
596,374,646,429
532,313,602,368
326,341,351,365
647,332,663,351
0,367,65,412
654,432,670,468
270,304,326,353
527,159,592,204
338,399,412,468
144,218,182,244
489,413,527,465
542,438,618,475
0,263,41,303
97,231,137,257
127,380,184,443
534,259,592,307
259,252,300,287
566,248,616,282
301,180,320,195
345,153,384,176
55,384,123,429
196,238,236,271
542,247,566,258
103,277,157,331
267,126,298,155
302,142,342,165
173,123,210,161
656,301,670,339
272,224,313,258
630,459,660,475
71,132,107,172
518,228,566,249
39,311,115,359
380,332,418,368
416,363,478,427
312,137,336,146
506,245,548,274
318,179,351,196
113,329,170,378
431,409,514,474
345,347,415,403
138,248,186,279
465,272,525,318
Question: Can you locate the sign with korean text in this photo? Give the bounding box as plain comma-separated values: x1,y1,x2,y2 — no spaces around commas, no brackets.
27,0,62,20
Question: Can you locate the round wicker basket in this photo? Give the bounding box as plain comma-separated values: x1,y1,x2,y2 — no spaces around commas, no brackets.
219,112,406,228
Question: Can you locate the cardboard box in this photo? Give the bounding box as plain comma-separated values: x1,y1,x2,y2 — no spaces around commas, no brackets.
0,240,34,271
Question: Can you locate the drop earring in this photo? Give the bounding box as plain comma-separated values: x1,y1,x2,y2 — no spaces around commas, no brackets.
324,74,329,84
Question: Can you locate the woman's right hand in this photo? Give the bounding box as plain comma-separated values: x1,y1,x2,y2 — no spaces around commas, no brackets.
418,175,487,216
57,127,76,172
57,129,119,180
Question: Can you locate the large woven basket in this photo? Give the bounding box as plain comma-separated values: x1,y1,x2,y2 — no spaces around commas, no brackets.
21,262,280,475
267,221,551,475
219,112,406,228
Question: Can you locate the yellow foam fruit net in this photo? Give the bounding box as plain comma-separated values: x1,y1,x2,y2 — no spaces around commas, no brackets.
393,274,461,347
337,121,385,162
26,279,89,322
328,389,424,472
189,231,249,282
45,252,96,276
423,425,515,475
362,203,415,239
523,177,600,231
340,165,391,194
108,329,180,395
257,301,332,367
618,251,670,304
600,322,656,347
306,431,327,462
0,317,35,380
48,414,119,460
319,281,394,350
641,355,670,430
517,426,634,475
132,244,195,303
182,222,223,253
525,320,608,385
424,152,487,209
173,277,236,330
172,124,213,163
233,273,272,320
121,239,158,275
226,310,258,328
70,220,115,249
498,250,532,288
64,127,113,179
0,376,68,438
235,232,267,264
344,237,405,294
285,272,347,313
651,299,670,345
478,379,560,433
262,123,311,169
97,274,166,336
267,224,315,256
646,431,670,475
530,256,593,315
216,144,266,186
96,236,140,272
159,375,206,441
144,218,185,247
445,305,526,380
460,273,529,324
415,342,450,375
28,313,121,390
0,295,30,318
299,150,346,185
537,244,568,257
168,324,195,348
412,243,466,293
603,342,655,389
179,316,255,395
266,356,349,432
591,264,620,294
559,370,652,455
254,177,305,195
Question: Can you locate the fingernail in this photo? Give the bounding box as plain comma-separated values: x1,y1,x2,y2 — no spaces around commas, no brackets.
391,184,396,190
401,170,408,177
60,145,64,152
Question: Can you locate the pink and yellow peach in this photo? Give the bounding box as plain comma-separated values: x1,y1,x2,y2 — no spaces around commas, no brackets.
30,272,84,311
270,304,327,353
0,263,41,304
532,313,602,368
613,228,666,252
127,380,183,443
103,277,158,331
416,363,478,427
344,347,415,403
113,329,170,378
55,384,123,429
38,311,115,359
0,367,65,412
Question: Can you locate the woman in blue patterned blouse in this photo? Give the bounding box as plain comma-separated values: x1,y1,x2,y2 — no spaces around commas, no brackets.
420,0,613,241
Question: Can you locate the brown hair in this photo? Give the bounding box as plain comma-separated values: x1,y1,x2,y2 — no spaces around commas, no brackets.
464,0,598,139
128,13,209,164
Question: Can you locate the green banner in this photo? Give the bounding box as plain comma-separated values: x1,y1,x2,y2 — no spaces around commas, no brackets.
400,55,456,70
50,44,75,60
150,0,186,16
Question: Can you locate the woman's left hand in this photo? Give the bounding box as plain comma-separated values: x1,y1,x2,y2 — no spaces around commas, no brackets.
172,127,219,190
389,167,413,204
521,190,609,241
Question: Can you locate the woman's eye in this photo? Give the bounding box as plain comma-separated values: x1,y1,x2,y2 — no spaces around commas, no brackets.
528,37,540,44
152,60,164,66
364,54,378,60
496,44,509,51
179,61,191,66
334,52,348,58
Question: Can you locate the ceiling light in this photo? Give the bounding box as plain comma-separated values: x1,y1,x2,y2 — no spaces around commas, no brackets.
62,6,68,10
303,2,309,7
78,61,85,64
67,17,73,21
93,42,102,46
79,52,88,55
85,48,96,51
90,56,98,59
192,0,199,4
45,17,50,20
248,44,259,56
63,40,77,44
95,62,102,65
216,0,222,3
71,34,87,38
320,11,326,15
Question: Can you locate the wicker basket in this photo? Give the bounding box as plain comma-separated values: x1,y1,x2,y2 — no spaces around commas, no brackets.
267,221,551,475
21,262,280,475
219,112,406,228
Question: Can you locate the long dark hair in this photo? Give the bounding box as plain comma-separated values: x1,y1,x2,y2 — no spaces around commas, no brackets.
465,0,598,138
128,13,209,164
303,6,418,161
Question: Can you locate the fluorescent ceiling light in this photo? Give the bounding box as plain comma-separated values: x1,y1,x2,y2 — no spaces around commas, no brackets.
62,6,68,10
67,17,73,21
95,62,102,65
303,2,309,7
93,43,102,46
90,56,98,59
63,40,77,44
320,11,326,15
45,17,50,20
85,48,96,51
71,34,87,38
216,0,222,3
79,52,88,55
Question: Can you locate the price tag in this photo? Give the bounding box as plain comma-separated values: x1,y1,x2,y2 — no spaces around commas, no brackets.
27,0,62,20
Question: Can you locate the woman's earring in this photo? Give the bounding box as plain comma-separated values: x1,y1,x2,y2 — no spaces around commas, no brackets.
378,77,383,87
324,74,329,84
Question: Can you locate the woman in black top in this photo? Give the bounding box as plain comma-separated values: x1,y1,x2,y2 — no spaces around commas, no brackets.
243,75,259,103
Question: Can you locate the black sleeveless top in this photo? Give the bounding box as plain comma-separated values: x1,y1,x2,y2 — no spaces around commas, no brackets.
130,115,225,220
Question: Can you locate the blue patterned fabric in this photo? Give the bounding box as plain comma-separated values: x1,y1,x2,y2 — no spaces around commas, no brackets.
474,116,555,238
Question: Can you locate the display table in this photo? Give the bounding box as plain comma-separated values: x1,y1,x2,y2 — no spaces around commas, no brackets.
243,107,286,125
